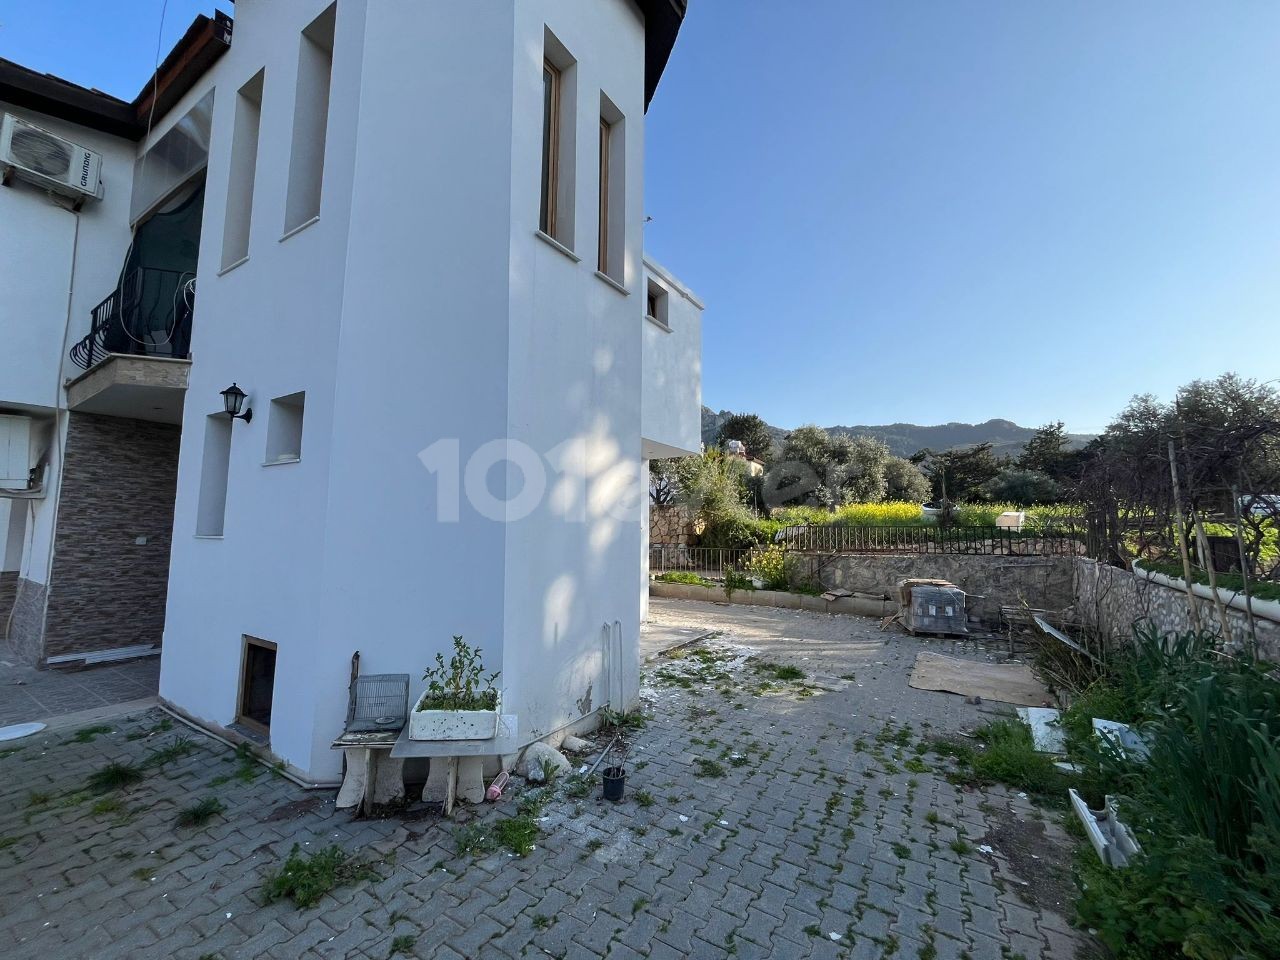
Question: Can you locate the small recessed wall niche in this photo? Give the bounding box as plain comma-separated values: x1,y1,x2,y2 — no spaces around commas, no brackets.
265,391,305,464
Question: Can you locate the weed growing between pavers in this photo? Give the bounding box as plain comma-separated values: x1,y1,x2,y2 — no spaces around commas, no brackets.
389,934,416,956
87,760,144,793
928,720,1066,801
145,735,197,770
693,757,726,778
90,796,124,816
455,813,540,857
262,843,376,908
176,796,225,828
70,724,113,743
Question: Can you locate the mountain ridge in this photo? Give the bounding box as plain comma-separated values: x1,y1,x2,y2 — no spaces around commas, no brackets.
700,406,1094,459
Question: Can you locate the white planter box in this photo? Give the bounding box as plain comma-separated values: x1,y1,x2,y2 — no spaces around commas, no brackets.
409,696,500,741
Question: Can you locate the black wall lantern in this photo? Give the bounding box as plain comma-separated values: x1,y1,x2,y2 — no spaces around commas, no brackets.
220,383,253,423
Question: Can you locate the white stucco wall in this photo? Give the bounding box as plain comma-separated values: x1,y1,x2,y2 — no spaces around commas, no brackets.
500,0,649,741
641,255,703,459
160,0,363,773
0,105,136,411
0,105,136,592
157,0,698,780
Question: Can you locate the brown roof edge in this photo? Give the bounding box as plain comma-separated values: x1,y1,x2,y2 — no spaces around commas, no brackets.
638,0,687,111
0,59,138,139
0,11,231,142
132,11,233,132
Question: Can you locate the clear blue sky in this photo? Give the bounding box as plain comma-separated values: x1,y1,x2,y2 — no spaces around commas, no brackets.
4,2,1277,434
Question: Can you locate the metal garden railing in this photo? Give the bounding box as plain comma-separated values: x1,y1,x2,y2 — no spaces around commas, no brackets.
649,544,753,580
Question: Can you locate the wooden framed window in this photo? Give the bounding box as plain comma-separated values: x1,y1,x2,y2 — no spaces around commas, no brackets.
597,118,610,273
236,636,277,735
539,59,561,237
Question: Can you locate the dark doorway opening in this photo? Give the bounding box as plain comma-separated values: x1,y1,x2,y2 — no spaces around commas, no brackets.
238,637,277,734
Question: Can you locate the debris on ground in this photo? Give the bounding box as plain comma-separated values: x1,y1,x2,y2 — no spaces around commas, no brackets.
908,651,1049,706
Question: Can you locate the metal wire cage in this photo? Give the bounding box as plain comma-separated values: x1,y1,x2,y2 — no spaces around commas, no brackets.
345,674,410,733
905,585,968,636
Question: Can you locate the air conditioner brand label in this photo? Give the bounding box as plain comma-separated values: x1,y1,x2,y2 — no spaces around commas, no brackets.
79,152,93,189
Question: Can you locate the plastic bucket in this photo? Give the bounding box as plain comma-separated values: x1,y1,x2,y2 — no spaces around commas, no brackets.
602,766,626,802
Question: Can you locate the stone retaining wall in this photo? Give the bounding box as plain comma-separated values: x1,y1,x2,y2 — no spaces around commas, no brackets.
1074,558,1280,663
649,505,700,546
649,579,891,617
785,552,1075,626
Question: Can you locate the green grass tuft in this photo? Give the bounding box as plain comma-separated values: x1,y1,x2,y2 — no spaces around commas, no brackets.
177,796,226,828
87,761,144,793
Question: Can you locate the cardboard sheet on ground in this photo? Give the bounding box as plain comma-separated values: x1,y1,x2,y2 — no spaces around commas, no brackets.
908,652,1047,706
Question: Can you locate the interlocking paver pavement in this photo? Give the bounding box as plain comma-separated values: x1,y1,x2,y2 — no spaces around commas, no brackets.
0,653,159,726
0,599,1090,959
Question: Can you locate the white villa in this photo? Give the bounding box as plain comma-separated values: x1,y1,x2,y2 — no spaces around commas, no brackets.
0,0,701,782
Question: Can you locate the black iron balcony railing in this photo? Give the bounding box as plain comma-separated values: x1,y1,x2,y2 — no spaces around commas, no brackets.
70,267,195,371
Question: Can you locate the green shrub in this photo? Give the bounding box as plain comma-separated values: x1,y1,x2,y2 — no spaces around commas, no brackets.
1067,627,1280,958
1144,559,1280,603
700,511,771,549
742,543,788,590
965,720,1065,797
654,571,713,587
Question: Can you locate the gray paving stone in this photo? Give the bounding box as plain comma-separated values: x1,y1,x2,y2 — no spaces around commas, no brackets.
0,605,1105,960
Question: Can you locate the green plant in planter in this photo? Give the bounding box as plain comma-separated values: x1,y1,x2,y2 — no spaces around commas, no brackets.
418,636,500,711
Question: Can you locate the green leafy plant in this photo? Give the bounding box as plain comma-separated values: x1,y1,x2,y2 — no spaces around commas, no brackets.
723,569,755,599
262,844,374,908
1056,626,1280,957
417,636,500,711
742,543,788,590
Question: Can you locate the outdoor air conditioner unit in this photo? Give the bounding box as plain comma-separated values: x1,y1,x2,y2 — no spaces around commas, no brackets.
0,114,104,205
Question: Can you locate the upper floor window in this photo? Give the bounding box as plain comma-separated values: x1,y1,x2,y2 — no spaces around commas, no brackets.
284,3,336,234
597,93,625,283
646,279,669,328
221,69,265,270
539,29,577,249
539,60,560,237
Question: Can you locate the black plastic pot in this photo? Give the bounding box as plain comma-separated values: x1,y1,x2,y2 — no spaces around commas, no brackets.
602,766,626,802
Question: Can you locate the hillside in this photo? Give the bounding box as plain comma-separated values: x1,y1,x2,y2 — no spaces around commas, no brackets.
700,407,1094,458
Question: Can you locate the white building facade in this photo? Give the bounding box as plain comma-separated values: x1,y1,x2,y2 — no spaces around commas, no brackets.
1,0,699,783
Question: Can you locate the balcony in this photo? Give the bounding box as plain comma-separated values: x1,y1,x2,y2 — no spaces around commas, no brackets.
64,268,194,424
